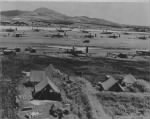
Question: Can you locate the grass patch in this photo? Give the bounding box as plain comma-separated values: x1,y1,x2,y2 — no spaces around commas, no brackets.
97,92,150,116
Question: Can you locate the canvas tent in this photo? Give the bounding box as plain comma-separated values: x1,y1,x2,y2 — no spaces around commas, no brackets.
34,76,60,94
45,64,63,80
122,74,136,86
29,64,62,101
32,68,61,101
98,76,120,91
30,70,45,83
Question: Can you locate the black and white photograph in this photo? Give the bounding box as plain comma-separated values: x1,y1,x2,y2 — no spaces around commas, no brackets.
0,0,150,119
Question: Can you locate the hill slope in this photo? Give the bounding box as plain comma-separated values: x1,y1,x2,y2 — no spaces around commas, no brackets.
0,7,120,27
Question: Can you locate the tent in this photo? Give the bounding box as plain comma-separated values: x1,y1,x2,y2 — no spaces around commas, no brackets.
30,71,45,83
33,73,61,101
98,76,118,91
122,74,136,86
34,76,60,94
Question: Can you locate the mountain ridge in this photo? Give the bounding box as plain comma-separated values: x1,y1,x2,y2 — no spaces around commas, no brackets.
0,7,121,27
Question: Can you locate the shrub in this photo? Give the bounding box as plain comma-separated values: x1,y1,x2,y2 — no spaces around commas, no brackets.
130,80,150,92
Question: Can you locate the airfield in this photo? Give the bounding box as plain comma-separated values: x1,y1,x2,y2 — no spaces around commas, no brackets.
0,26,150,59
0,25,150,119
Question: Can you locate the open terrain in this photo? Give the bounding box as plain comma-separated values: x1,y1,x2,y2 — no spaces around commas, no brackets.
0,52,149,118
0,8,150,119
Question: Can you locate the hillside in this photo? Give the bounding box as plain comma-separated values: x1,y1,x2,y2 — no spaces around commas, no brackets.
0,10,28,17
0,7,121,27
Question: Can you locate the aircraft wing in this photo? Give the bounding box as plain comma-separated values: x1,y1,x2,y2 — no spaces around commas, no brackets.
47,45,73,50
76,47,86,51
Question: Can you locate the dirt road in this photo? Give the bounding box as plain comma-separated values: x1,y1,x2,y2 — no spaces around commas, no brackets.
81,77,112,119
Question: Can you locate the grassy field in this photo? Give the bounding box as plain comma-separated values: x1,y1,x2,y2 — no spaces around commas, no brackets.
1,53,150,119
2,54,150,86
97,92,150,117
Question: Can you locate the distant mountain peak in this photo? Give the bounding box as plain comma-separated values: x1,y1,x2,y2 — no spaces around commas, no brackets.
34,7,54,12
34,7,66,16
0,7,121,27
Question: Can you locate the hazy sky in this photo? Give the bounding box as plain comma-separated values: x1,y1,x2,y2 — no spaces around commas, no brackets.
0,1,150,26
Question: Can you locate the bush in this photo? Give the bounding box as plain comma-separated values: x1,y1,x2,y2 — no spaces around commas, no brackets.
130,80,150,92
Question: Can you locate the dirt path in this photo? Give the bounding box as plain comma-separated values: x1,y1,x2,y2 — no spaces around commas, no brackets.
80,77,112,119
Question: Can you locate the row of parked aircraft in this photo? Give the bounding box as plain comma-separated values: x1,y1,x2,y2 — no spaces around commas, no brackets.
47,45,100,56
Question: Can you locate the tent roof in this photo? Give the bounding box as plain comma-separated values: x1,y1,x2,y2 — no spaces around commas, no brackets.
123,74,136,84
34,75,48,93
34,75,60,94
33,64,61,94
47,76,60,93
30,70,45,82
45,64,62,80
45,64,54,79
101,76,118,90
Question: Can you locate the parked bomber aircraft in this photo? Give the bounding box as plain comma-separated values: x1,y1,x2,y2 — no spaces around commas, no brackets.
47,45,89,56
47,45,101,56
56,27,71,32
